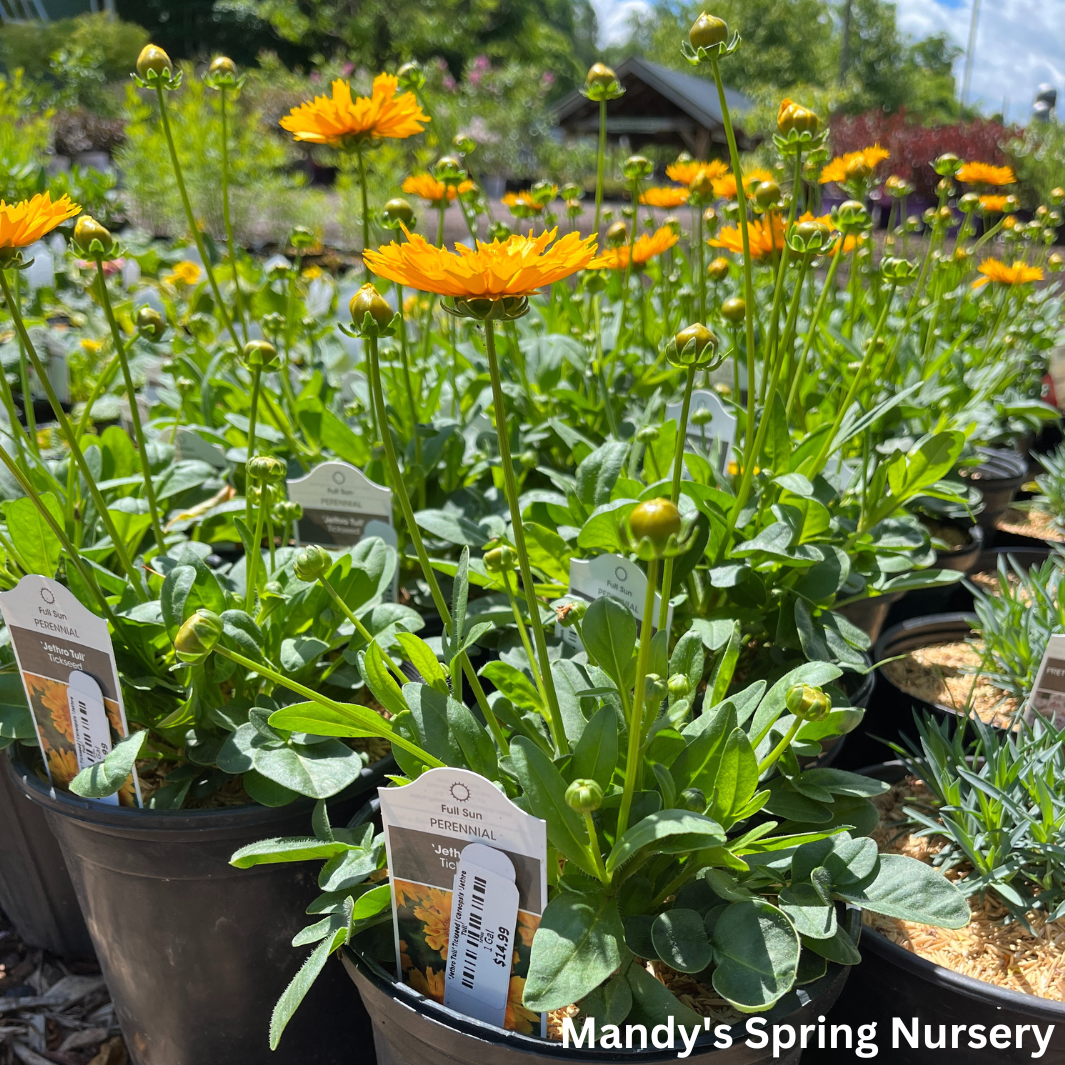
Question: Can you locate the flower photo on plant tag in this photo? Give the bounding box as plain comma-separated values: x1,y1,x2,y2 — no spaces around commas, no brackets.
1025,632,1065,726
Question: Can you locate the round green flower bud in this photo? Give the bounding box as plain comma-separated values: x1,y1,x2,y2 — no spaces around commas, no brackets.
721,296,746,323
691,406,713,426
174,608,223,664
623,155,654,182
565,778,603,813
753,180,781,209
628,498,681,555
606,220,628,246
784,683,831,722
670,322,718,367
247,455,286,483
136,44,172,80
382,198,415,227
209,55,237,77
690,12,728,49
667,674,692,699
176,376,196,396
294,544,332,583
679,787,706,812
1049,253,1063,273
396,60,425,91
706,256,730,282
519,449,538,470
349,283,395,333
555,599,587,628
241,339,279,371
932,152,961,177
635,425,660,444
644,673,667,700
1050,187,1065,207
484,545,519,573
263,580,284,598
958,192,980,214
136,305,166,340
273,499,303,524
73,216,114,256
586,63,616,91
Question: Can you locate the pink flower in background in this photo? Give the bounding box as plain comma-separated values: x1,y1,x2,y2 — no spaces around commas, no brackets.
342,62,354,76
473,55,490,72
310,71,321,83
541,71,555,87
469,70,483,87
443,74,457,91
436,57,449,71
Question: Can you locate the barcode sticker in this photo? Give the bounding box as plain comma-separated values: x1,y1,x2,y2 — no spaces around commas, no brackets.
443,843,519,1025
66,671,118,806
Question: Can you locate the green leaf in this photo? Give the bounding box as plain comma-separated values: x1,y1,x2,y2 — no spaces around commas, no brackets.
626,958,704,1027
361,641,408,718
777,882,837,940
576,441,629,507
509,736,597,876
268,701,389,741
414,508,489,547
450,547,470,655
254,739,367,799
803,925,862,965
606,810,726,876
523,887,625,1011
651,909,714,973
396,632,449,694
243,770,301,807
576,499,637,553
567,705,617,790
230,835,352,868
581,596,636,689
69,730,147,799
835,854,970,928
446,695,498,778
711,900,801,1011
2,493,63,578
280,637,329,675
578,971,632,1026
525,523,571,583
480,660,543,712
707,727,759,828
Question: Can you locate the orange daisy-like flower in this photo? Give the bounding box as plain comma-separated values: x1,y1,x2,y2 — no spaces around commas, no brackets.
516,909,540,948
711,167,775,200
978,194,1010,214
0,192,80,253
47,747,80,787
957,162,1015,186
280,74,429,147
589,225,678,270
819,145,890,184
505,977,540,1034
709,213,785,262
640,186,689,208
502,191,544,215
666,158,728,186
402,174,475,204
408,966,446,1003
972,258,1043,287
365,228,597,298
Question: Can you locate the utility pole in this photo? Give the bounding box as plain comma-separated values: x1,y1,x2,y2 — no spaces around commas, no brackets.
962,0,981,105
838,0,853,85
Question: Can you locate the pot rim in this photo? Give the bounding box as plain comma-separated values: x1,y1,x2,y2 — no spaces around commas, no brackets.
3,746,393,832
858,761,1065,1021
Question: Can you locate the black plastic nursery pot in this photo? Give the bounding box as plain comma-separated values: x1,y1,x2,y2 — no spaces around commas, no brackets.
883,524,984,627
5,750,390,1065
959,447,1028,537
834,590,905,645
341,915,859,1065
0,751,92,955
819,764,1065,1064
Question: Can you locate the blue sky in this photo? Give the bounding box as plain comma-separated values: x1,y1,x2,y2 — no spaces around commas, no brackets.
591,0,1064,125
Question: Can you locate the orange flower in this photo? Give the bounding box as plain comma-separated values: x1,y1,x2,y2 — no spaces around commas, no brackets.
666,159,728,186
709,213,785,261
516,909,540,948
972,258,1043,287
408,966,446,1003
978,195,1010,213
47,747,80,786
0,192,80,252
640,186,689,208
280,74,429,147
402,174,475,204
819,145,890,184
957,162,1015,186
505,976,539,1034
588,225,678,270
163,260,202,287
711,167,774,200
502,191,544,215
365,228,597,298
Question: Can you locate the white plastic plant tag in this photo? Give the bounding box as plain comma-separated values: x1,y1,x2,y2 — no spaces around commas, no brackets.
0,575,141,806
442,843,520,1026
823,455,858,491
287,460,397,552
379,767,547,1035
665,389,736,472
558,553,672,650
1026,632,1065,726
66,671,118,807
174,429,228,470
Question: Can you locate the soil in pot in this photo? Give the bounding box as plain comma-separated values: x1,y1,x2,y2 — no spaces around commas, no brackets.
996,505,1065,548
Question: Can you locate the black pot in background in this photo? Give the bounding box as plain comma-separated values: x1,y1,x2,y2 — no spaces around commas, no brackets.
0,751,92,956
5,750,389,1065
834,590,906,646
884,524,984,626
960,447,1028,537
812,763,1065,1064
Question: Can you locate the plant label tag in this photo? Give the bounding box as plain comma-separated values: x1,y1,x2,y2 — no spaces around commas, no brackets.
1026,632,1065,726
174,429,228,470
824,456,858,491
288,461,397,552
379,767,547,1035
66,671,118,807
442,843,520,1026
665,390,736,469
0,575,141,806
558,553,672,649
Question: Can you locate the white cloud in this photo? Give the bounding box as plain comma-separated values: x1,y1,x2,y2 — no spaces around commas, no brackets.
592,0,651,45
896,0,1065,122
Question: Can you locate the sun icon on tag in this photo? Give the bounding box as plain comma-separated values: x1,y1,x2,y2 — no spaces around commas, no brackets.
450,782,471,802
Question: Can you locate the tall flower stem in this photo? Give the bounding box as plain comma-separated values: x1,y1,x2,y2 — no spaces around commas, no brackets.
356,145,371,277
155,84,241,351
94,258,167,552
0,271,148,598
13,273,36,457
219,86,247,341
244,366,262,528
785,250,844,419
594,99,607,234
245,495,267,613
695,207,706,322
617,555,658,837
657,364,696,630
366,333,509,755
483,320,568,755
396,283,423,474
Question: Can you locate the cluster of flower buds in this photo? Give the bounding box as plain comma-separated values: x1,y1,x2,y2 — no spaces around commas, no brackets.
582,63,625,102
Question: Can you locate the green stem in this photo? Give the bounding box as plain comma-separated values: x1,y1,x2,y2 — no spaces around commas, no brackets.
658,365,696,630
156,84,241,351
366,333,509,755
94,257,167,552
0,271,147,598
357,145,371,277
757,717,802,776
245,495,267,613
785,251,844,419
483,321,567,754
594,99,607,235
219,87,247,341
244,366,261,528
584,810,608,884
319,576,405,681
616,555,658,838
503,569,551,713
214,645,444,767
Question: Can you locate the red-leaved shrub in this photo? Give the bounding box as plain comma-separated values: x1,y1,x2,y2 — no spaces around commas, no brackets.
829,111,1019,199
